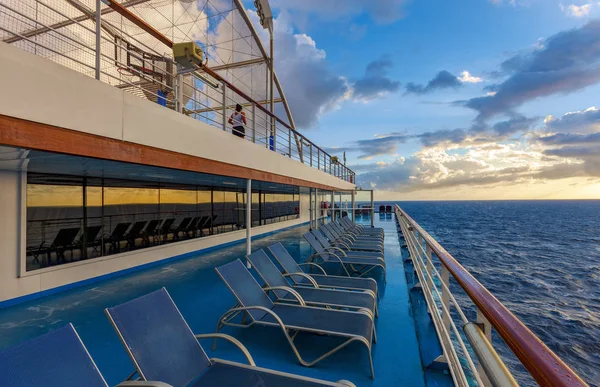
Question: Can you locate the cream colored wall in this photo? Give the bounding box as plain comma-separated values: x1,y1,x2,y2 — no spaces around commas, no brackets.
0,42,355,191
0,188,311,304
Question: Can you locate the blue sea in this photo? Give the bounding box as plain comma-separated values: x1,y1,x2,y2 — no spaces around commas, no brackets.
389,200,600,385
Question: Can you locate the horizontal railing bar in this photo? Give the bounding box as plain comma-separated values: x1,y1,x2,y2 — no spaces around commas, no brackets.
395,205,589,387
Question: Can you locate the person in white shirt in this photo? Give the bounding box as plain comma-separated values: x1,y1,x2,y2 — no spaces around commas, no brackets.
228,103,247,139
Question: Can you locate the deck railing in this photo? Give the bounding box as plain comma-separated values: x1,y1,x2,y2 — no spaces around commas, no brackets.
394,205,588,387
0,0,355,183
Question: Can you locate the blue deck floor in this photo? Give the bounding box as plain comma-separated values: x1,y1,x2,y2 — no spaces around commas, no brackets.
0,215,427,386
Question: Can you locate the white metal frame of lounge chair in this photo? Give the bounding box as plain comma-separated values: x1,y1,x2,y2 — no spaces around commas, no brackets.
247,249,378,318
105,288,355,387
214,259,377,378
267,242,380,300
303,233,386,281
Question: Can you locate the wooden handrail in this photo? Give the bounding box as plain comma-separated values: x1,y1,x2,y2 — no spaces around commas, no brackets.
103,0,353,178
395,205,589,387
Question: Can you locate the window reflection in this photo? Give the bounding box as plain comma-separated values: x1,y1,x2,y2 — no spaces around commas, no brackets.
25,173,300,272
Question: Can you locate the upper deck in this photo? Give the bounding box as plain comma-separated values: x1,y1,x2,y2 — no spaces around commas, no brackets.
0,0,355,192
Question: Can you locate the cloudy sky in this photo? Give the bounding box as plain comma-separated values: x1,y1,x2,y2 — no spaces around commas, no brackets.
242,0,600,200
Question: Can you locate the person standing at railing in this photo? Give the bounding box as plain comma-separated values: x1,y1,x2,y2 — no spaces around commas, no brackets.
228,103,247,139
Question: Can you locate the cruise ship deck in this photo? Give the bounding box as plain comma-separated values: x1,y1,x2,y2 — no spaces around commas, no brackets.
0,215,437,387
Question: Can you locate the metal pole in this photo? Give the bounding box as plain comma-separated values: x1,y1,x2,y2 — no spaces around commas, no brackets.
315,188,319,229
288,129,292,158
222,84,227,132
370,190,374,228
269,24,276,152
330,191,334,222
309,189,313,230
310,143,313,167
251,103,256,143
95,0,101,80
175,73,183,113
351,190,355,223
246,179,251,268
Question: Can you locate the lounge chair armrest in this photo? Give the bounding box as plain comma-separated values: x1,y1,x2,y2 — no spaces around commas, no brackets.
297,262,328,275
264,286,306,306
309,251,350,276
195,333,256,366
283,272,319,287
324,247,347,256
116,382,173,387
334,240,351,250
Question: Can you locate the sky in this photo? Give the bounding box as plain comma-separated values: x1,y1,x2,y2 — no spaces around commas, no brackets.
242,0,600,200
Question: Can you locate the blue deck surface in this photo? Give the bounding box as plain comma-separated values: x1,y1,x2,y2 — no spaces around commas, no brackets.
0,216,428,386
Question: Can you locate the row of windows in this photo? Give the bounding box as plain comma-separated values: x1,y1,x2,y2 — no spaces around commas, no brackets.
26,174,300,272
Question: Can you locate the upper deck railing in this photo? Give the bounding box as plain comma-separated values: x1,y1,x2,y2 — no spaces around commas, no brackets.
0,0,355,183
394,205,589,387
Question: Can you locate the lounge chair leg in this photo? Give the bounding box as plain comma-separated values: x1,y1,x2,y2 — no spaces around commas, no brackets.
372,326,377,344
369,350,375,379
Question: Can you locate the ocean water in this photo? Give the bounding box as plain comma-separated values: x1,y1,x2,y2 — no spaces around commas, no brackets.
390,200,600,386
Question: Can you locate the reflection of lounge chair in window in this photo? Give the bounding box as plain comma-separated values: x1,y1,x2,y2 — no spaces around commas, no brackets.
190,215,208,237
172,217,192,240
105,222,131,253
158,218,176,243
31,227,81,266
142,219,160,246
125,221,147,250
204,214,218,235
78,225,103,259
184,216,201,237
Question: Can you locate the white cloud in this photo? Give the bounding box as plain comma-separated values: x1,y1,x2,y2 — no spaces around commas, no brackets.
458,70,483,83
560,2,600,17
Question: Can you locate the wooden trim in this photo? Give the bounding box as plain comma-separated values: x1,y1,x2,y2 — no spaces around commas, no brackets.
395,205,589,387
0,114,348,192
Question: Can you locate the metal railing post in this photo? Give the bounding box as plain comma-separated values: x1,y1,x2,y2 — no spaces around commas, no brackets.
175,73,183,113
288,128,292,158
222,84,227,132
426,244,435,311
441,265,451,333
95,0,101,80
310,143,313,167
317,148,320,170
251,103,256,143
477,309,493,386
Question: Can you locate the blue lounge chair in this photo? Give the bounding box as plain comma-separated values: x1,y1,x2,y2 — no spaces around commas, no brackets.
247,250,377,317
320,224,384,253
0,323,169,387
330,221,383,243
311,230,384,260
215,259,376,378
339,217,384,237
303,232,385,279
268,242,379,299
105,288,354,386
325,223,383,248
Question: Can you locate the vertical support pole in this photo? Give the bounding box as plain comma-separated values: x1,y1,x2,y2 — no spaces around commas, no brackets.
317,148,320,170
370,190,374,228
95,0,101,80
175,74,183,113
251,103,256,143
82,177,88,259
246,179,252,268
339,192,342,220
310,143,313,167
351,190,356,223
288,128,292,158
330,191,334,222
309,189,314,230
222,84,227,132
315,188,321,230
